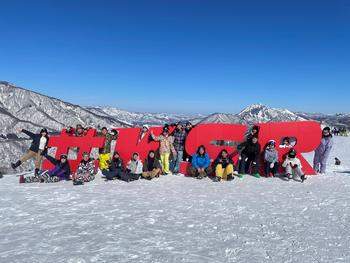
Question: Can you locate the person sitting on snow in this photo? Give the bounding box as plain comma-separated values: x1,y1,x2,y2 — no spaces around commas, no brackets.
213,149,234,182
142,150,161,180
282,148,306,182
264,140,279,177
189,145,212,179
237,135,261,178
21,153,71,183
102,152,124,180
120,152,143,182
73,152,97,185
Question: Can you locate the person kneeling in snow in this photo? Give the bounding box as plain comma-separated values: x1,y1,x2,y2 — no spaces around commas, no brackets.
282,148,306,182
213,149,234,182
142,150,161,180
120,153,143,182
102,152,124,180
73,152,97,185
264,140,279,177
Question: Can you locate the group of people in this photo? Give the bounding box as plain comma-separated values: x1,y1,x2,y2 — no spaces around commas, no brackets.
331,127,348,137
10,122,334,184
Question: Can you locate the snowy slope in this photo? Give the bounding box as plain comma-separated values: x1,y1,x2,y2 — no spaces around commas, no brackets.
0,136,349,263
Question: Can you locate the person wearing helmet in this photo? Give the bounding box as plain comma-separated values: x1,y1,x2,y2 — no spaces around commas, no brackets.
264,140,279,177
313,127,333,174
97,127,118,170
137,124,150,144
151,126,176,175
282,148,306,182
73,152,97,185
11,128,49,176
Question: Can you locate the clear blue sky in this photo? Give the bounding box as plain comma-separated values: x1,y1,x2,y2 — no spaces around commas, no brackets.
0,0,349,114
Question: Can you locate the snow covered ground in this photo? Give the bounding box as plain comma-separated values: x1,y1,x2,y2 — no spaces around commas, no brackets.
1,137,349,263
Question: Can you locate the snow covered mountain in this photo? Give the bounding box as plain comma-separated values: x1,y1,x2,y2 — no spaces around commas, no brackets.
0,81,130,173
296,111,350,128
199,103,306,124
1,81,348,174
0,81,131,136
87,106,205,126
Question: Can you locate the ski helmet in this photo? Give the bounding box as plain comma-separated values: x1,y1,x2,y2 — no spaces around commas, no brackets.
288,148,297,158
268,140,276,146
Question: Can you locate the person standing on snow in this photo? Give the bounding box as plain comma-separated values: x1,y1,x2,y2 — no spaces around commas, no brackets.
151,127,176,175
172,122,187,174
97,127,118,170
137,124,150,144
11,128,49,176
313,127,333,174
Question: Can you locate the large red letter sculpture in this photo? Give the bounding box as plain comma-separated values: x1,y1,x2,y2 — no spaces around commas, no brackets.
43,121,321,175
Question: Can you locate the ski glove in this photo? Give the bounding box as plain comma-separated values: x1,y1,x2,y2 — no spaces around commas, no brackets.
270,163,274,169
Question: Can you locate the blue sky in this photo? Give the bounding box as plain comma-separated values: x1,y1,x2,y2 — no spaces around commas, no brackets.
0,0,349,114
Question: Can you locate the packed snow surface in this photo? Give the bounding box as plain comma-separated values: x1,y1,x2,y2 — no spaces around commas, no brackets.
1,137,349,263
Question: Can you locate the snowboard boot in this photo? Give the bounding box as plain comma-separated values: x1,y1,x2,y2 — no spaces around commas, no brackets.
11,160,22,170
301,174,307,183
197,171,206,179
19,175,25,184
253,173,261,178
226,173,234,181
285,173,292,180
73,180,84,185
213,176,221,182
